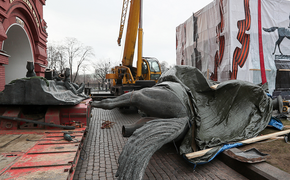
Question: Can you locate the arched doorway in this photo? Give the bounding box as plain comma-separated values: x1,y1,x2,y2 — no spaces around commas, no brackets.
3,24,33,83
0,1,47,91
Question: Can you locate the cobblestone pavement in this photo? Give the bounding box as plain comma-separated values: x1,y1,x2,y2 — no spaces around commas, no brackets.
73,108,248,180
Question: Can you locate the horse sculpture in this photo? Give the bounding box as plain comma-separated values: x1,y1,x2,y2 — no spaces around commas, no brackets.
263,27,290,55
91,66,272,180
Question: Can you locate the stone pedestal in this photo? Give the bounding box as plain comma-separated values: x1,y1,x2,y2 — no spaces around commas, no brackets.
273,55,290,100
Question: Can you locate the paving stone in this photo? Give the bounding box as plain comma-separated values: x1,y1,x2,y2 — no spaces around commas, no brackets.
85,175,92,180
74,108,248,179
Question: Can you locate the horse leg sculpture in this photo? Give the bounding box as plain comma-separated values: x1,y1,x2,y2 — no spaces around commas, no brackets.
91,92,133,110
91,85,190,118
274,36,285,55
91,83,192,180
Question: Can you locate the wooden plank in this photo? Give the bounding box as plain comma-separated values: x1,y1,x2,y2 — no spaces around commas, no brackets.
35,136,83,144
210,84,219,90
240,129,290,144
28,143,79,154
0,134,22,148
278,69,290,72
0,155,19,174
11,152,76,168
0,128,86,179
1,165,71,180
0,134,43,153
186,129,290,159
249,69,271,71
46,132,84,137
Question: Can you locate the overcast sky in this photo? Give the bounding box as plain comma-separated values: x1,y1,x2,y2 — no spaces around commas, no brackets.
43,0,213,73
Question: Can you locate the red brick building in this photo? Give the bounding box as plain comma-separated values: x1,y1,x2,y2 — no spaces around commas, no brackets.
0,0,47,91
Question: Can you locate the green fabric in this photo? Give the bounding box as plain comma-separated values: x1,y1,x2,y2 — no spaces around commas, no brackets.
158,65,272,164
9,76,50,87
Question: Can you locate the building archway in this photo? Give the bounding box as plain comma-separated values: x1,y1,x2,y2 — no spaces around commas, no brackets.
3,24,33,83
0,0,47,91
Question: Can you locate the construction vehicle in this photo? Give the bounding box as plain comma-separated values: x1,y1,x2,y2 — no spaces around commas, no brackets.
106,0,162,96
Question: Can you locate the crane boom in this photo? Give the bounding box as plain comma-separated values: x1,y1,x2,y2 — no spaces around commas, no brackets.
137,0,143,77
122,0,140,67
106,0,161,96
117,0,129,46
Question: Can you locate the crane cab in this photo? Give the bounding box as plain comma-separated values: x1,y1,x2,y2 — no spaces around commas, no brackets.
141,57,161,83
106,57,162,96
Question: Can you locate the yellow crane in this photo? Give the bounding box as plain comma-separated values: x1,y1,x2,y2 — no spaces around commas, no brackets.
106,0,162,96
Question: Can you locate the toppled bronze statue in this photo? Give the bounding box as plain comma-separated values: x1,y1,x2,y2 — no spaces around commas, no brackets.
0,64,87,105
91,65,273,180
55,68,85,95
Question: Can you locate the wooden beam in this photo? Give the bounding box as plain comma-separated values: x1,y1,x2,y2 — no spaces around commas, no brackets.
210,84,219,90
249,69,271,71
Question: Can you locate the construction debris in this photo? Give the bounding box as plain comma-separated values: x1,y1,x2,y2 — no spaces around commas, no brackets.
101,120,115,129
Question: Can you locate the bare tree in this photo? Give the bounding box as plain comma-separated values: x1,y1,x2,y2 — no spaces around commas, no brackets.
93,59,116,90
47,38,94,82
73,46,94,82
82,66,87,84
86,74,93,85
47,43,67,73
47,45,56,69
64,37,94,83
93,59,111,80
57,46,67,74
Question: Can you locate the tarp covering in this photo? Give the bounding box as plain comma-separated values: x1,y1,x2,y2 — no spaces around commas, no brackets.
176,0,290,94
0,77,87,105
158,65,273,164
